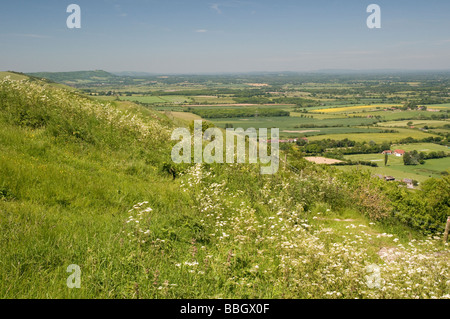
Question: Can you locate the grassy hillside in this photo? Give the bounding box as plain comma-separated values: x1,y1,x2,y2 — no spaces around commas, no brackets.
0,76,448,299
308,127,440,143
0,71,29,81
26,70,128,88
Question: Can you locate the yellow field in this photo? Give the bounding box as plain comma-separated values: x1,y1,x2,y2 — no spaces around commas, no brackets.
312,104,402,113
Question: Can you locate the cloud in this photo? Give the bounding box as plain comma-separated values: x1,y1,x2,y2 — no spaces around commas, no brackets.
210,3,222,14
195,29,208,33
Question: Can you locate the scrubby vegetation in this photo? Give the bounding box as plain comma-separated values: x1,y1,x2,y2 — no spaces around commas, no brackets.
190,108,290,119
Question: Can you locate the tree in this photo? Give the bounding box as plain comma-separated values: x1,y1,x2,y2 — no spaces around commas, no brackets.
380,141,391,152
404,150,420,165
403,152,412,165
384,153,388,166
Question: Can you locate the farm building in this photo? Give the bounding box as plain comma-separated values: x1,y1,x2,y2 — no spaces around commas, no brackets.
403,178,415,189
382,150,392,155
393,150,405,157
264,138,298,144
384,176,396,181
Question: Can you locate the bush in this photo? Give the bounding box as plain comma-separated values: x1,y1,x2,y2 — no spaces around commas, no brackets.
352,184,392,221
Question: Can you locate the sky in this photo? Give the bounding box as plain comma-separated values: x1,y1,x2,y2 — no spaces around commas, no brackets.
1,0,450,73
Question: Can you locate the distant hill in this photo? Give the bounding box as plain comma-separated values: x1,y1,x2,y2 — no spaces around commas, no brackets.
27,70,117,82
112,71,157,77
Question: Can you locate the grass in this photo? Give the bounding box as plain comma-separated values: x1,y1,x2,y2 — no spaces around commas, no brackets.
426,103,450,109
0,72,29,81
390,143,450,153
120,95,192,104
207,116,381,138
0,77,449,299
377,120,449,128
341,153,449,182
191,96,236,104
308,128,439,143
359,110,442,121
164,111,202,122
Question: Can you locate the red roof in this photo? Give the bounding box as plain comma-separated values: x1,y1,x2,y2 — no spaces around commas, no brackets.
394,149,405,154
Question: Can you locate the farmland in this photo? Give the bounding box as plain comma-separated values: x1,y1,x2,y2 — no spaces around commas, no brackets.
27,70,448,184
21,70,449,184
121,95,192,104
311,104,402,113
343,153,450,182
306,128,440,143
377,120,449,128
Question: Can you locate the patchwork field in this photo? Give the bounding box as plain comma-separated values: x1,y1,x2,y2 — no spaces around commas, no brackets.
378,120,449,128
209,117,383,138
356,110,447,121
307,128,439,143
121,95,192,104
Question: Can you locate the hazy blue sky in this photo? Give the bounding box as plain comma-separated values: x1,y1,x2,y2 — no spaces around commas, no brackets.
1,0,450,73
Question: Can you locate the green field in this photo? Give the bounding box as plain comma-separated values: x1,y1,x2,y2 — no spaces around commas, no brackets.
208,116,382,138
353,110,447,121
338,157,450,183
291,112,351,119
426,103,450,109
120,95,192,104
378,120,449,128
342,150,450,182
191,96,236,104
308,128,439,143
390,143,450,153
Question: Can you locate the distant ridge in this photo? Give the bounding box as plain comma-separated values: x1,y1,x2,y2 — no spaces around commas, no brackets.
112,71,158,77
26,70,118,83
